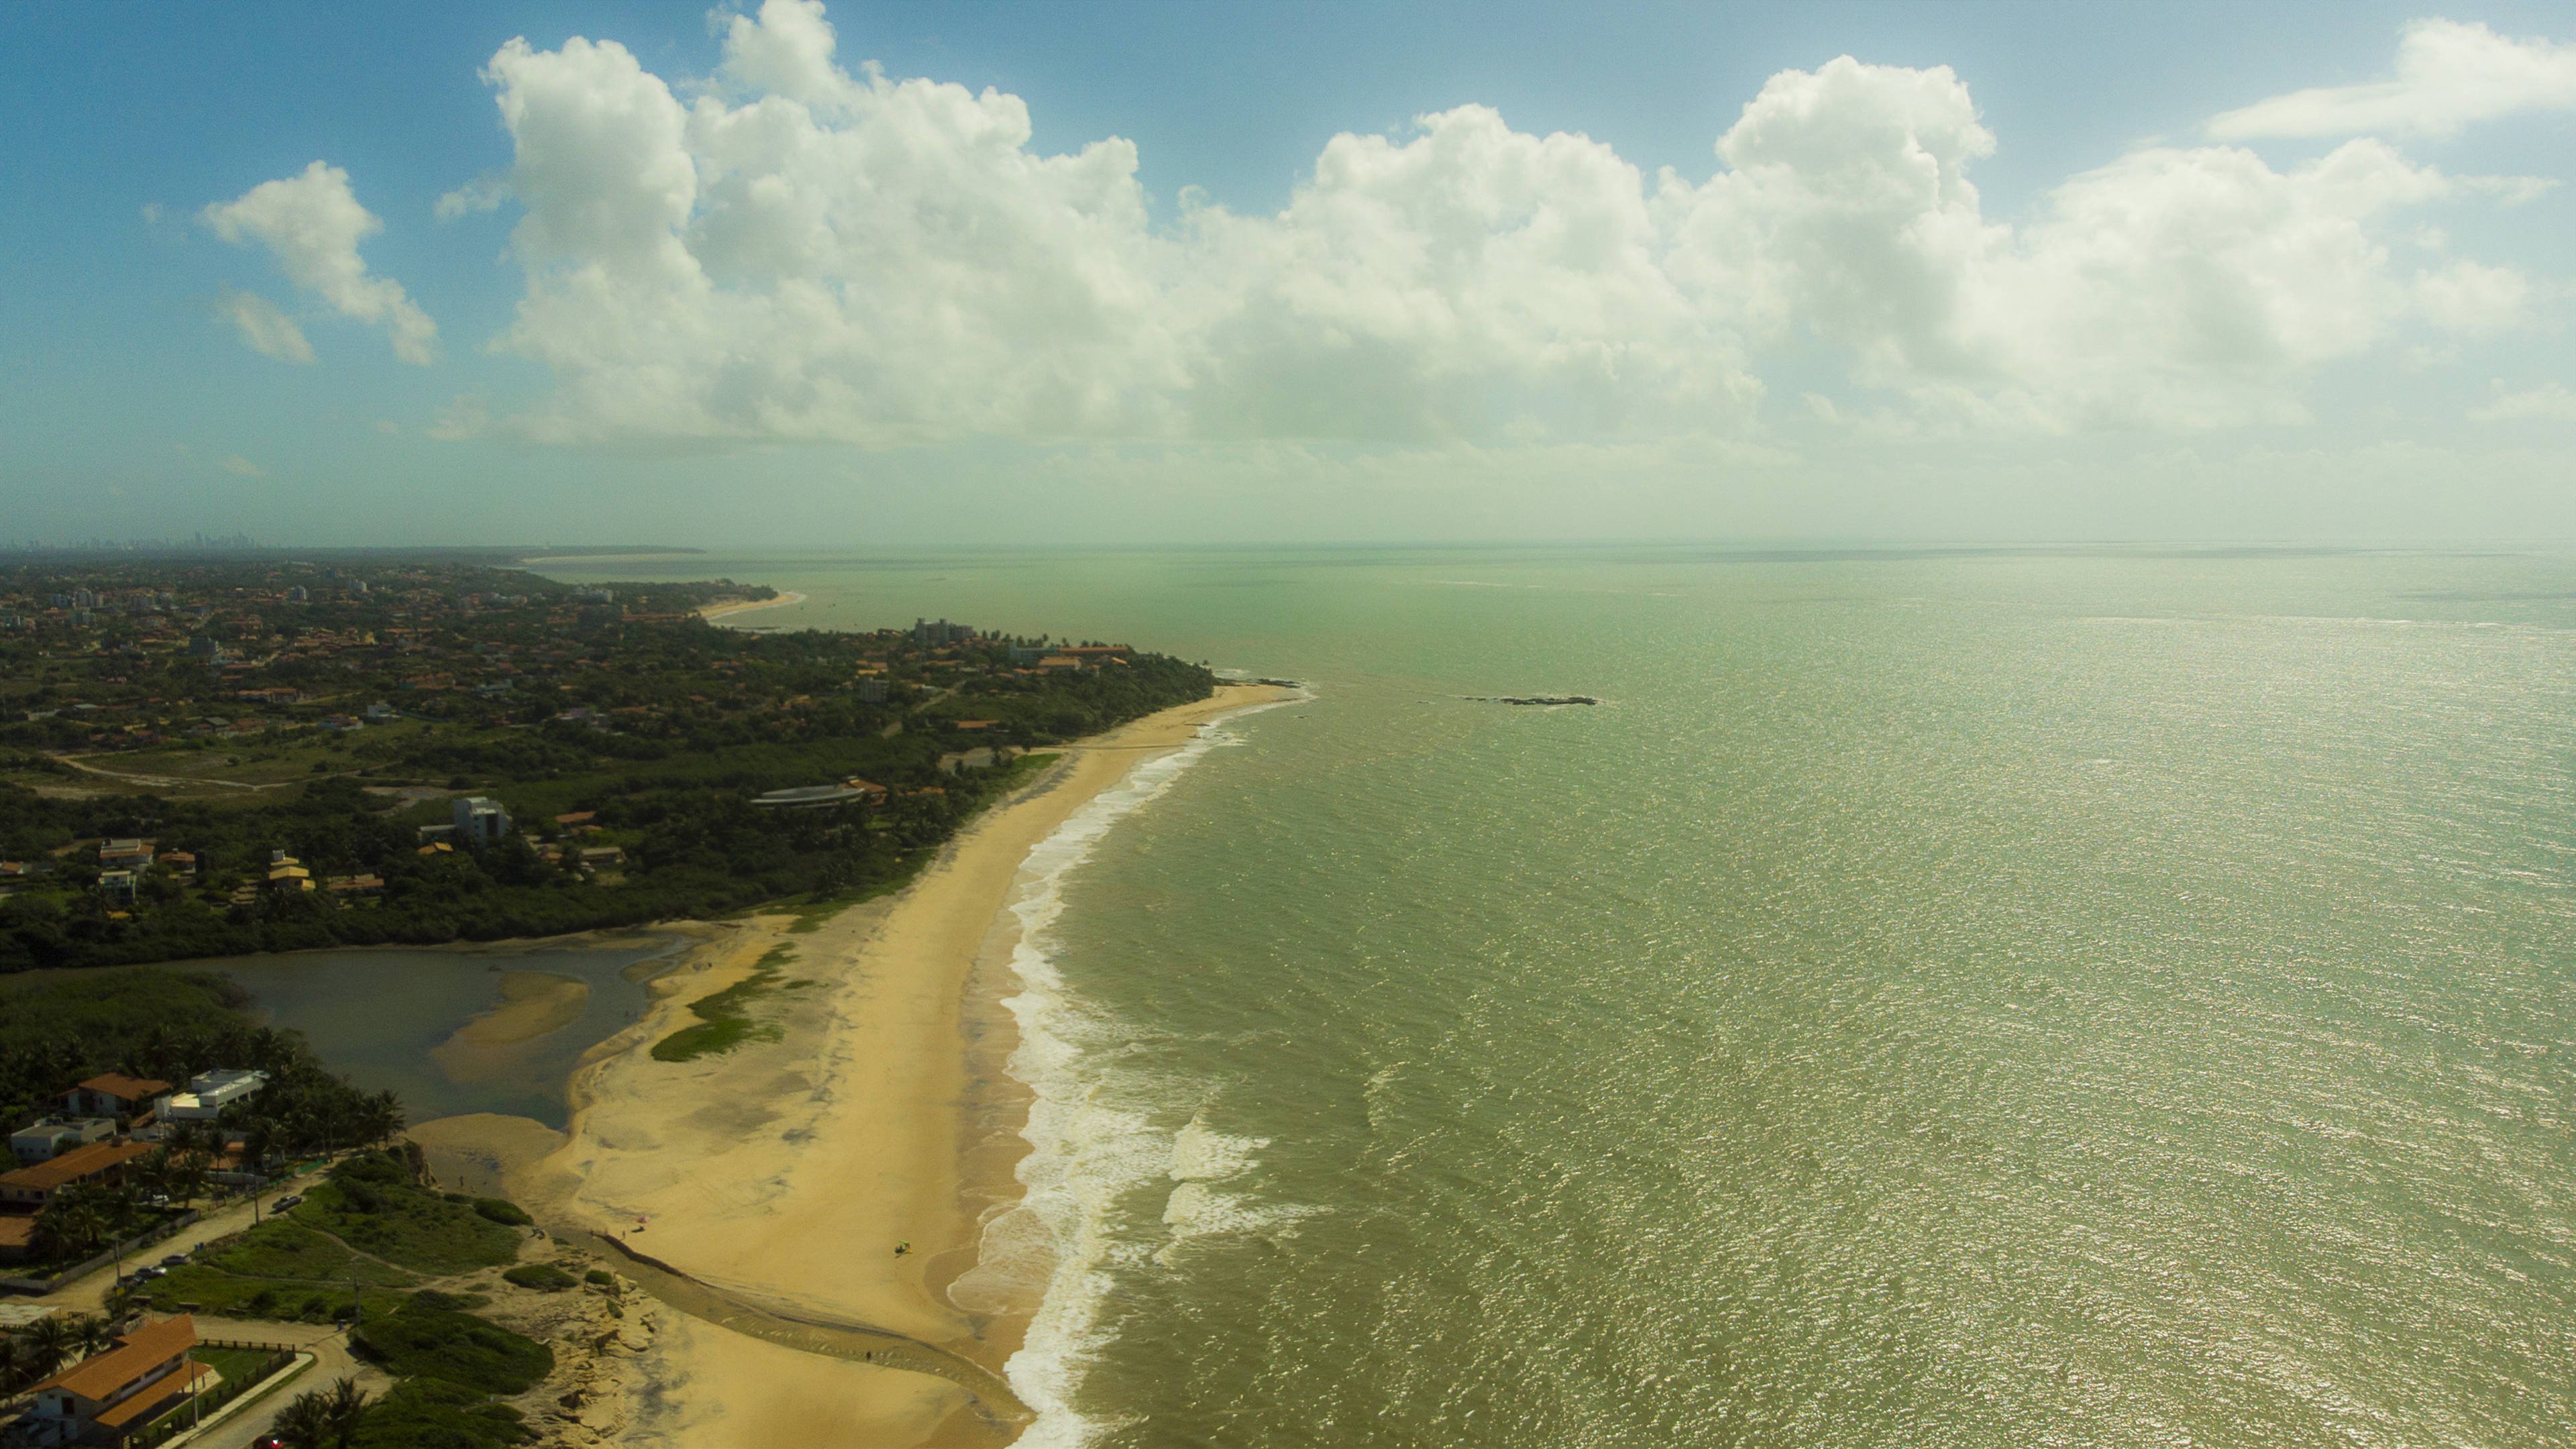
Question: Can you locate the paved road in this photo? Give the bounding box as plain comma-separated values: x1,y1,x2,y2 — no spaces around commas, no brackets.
181,1319,386,1449
36,1175,319,1315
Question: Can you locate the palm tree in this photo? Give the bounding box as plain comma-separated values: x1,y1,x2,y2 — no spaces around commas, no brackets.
321,1375,373,1446
20,1313,80,1382
271,1388,333,1448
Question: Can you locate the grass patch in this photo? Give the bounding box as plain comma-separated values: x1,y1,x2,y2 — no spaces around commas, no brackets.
193,1344,278,1389
146,1264,408,1322
294,1157,523,1275
651,945,796,1062
351,1290,554,1395
501,1263,578,1291
472,1197,533,1226
204,1224,417,1287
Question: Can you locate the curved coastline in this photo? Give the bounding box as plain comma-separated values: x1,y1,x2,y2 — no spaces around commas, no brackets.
433,682,1291,1447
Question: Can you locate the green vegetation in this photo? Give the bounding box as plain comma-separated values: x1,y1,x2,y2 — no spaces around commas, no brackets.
0,967,239,1126
350,1379,530,1448
584,1268,615,1287
293,1154,523,1275
651,945,796,1061
350,1289,554,1395
471,1197,532,1226
203,1223,417,1287
0,967,399,1277
193,1344,278,1389
146,1151,516,1321
0,557,1216,972
501,1262,579,1291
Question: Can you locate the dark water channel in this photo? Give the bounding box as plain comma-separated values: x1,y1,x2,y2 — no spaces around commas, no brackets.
204,934,684,1128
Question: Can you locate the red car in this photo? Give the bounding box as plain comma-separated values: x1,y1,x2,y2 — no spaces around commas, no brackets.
254,1437,290,1449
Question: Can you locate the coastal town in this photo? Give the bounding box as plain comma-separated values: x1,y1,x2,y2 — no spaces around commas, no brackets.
0,557,1217,972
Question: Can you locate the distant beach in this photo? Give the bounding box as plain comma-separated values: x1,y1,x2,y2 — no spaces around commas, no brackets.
696,589,807,622
423,682,1289,1447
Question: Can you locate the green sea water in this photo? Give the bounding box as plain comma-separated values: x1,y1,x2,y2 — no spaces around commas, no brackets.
543,547,2576,1448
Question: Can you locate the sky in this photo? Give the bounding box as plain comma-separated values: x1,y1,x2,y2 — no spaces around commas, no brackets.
3,0,2573,548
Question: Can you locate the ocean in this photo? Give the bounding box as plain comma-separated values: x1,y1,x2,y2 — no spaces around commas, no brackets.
540,546,2576,1448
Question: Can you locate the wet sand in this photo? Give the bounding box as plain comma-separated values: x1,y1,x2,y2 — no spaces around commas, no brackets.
431,684,1287,1447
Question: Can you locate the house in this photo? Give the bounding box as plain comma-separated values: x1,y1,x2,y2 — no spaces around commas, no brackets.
553,810,597,826
0,1214,34,1264
951,719,1000,732
324,873,385,898
9,1117,115,1164
64,1074,172,1120
363,700,398,721
97,839,155,869
453,796,513,845
157,1069,268,1122
1036,655,1083,673
0,1140,157,1208
21,1314,212,1444
97,870,139,907
576,847,625,869
154,851,197,878
266,863,313,893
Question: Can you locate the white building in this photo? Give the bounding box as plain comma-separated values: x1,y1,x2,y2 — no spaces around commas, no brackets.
453,796,513,845
157,1069,269,1122
9,1118,113,1163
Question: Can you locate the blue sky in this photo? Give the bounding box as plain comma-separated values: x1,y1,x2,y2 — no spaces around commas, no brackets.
4,1,2573,547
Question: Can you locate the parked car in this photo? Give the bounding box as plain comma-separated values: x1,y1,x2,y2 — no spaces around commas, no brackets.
254,1436,290,1449
272,1194,303,1210
161,1252,189,1267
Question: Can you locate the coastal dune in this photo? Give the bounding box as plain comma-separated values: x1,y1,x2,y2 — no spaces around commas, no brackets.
473,683,1287,1446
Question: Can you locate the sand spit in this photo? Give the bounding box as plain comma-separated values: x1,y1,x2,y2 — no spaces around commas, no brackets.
421,684,1287,1447
696,590,808,623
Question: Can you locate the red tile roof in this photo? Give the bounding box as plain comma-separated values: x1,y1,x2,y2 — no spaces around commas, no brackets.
30,1314,195,1403
74,1073,172,1104
0,1140,155,1192
93,1362,213,1428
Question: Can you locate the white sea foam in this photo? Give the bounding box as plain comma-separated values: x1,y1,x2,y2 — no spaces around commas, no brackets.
984,695,1301,1449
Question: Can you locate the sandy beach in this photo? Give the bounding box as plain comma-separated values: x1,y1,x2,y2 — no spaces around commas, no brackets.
429,682,1287,1447
696,590,808,623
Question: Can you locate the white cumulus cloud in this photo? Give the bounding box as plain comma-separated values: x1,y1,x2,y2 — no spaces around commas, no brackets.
215,285,315,364
2208,19,2576,140
453,0,2543,447
203,161,439,364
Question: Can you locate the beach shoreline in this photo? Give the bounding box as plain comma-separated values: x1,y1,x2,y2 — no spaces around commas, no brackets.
423,682,1290,1447
696,590,807,622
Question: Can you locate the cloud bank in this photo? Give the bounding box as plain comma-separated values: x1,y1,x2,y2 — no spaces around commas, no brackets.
445,2,2550,447
203,161,439,365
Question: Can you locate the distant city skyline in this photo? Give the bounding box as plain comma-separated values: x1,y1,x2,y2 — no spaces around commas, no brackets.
4,1,2573,545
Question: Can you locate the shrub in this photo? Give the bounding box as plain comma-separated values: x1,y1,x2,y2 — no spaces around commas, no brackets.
472,1198,532,1227
350,1293,553,1395
501,1263,577,1292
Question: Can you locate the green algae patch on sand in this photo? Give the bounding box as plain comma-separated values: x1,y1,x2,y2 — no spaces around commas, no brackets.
651,945,798,1062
